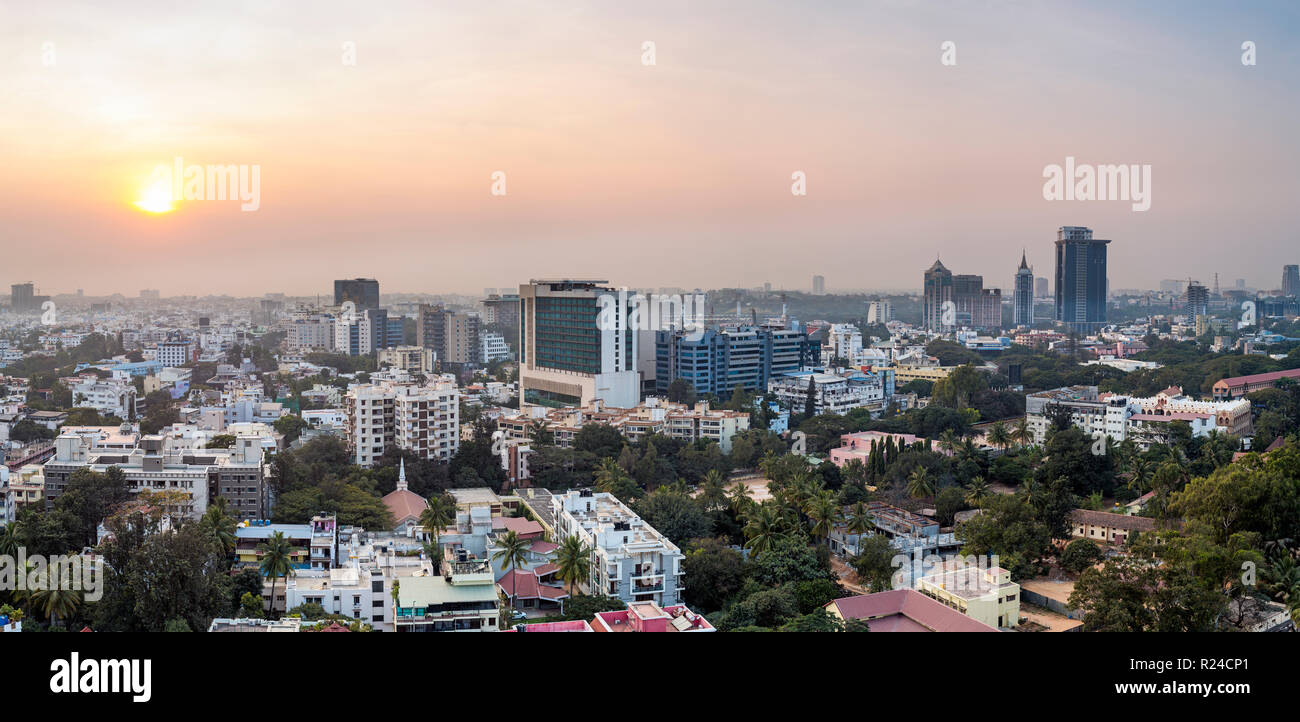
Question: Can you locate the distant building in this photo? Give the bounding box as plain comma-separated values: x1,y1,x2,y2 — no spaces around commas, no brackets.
812,275,826,295
333,278,379,311
1054,226,1109,332
1183,280,1209,321
1035,276,1049,297
923,259,1001,331
866,299,893,324
1212,368,1300,400
345,379,459,467
655,326,819,397
1283,265,1299,297
1014,251,1034,327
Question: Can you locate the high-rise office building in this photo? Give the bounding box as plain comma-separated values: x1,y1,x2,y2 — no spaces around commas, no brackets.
1283,265,1299,297
866,299,893,324
655,327,821,397
1014,251,1034,327
334,278,380,311
518,279,643,407
812,275,826,295
923,260,1001,331
10,283,35,313
1183,281,1209,320
1054,226,1110,332
1035,277,1049,298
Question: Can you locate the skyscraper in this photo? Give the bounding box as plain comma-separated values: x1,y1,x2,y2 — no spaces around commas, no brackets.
1283,265,1299,297
1183,281,1209,320
1014,251,1034,327
812,275,826,295
923,259,954,330
334,278,380,310
1054,226,1110,332
1035,277,1048,298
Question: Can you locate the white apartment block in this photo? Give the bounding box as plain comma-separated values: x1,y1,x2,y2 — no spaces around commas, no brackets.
346,380,460,468
825,324,863,362
552,489,684,607
70,376,137,419
378,346,436,375
155,341,193,367
496,397,749,453
1025,385,1253,448
479,332,512,363
767,371,884,416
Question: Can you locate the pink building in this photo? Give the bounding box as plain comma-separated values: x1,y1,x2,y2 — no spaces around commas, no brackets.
592,603,714,633
830,431,945,468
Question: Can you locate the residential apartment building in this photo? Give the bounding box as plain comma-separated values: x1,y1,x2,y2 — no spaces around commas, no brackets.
767,370,885,416
345,379,459,468
552,489,684,607
70,376,137,419
41,433,266,520
378,345,436,376
155,341,193,367
497,397,750,453
393,558,501,632
480,331,511,363
1026,385,1252,447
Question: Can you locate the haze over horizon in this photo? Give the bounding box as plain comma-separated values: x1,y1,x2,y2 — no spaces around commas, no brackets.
4,0,1298,296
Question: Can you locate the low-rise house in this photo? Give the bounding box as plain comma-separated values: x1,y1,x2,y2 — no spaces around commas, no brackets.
825,589,998,632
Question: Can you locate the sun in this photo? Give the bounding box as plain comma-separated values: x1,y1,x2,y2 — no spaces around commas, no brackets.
134,178,175,213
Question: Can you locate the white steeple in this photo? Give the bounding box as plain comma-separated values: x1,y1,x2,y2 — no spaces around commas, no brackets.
397,457,408,492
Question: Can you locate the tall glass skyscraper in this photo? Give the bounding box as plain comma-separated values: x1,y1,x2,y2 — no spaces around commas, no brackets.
1014,251,1034,327
1054,226,1110,332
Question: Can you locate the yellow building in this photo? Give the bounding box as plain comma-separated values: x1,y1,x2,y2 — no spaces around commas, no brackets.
915,564,1020,629
892,365,956,384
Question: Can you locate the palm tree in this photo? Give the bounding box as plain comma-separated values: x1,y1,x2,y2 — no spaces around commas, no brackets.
594,457,631,494
0,522,20,558
742,503,785,554
492,530,531,617
1012,418,1033,448
554,535,591,597
806,492,842,544
937,430,960,456
31,577,81,628
419,493,455,544
698,470,728,511
200,496,237,556
258,531,297,617
527,420,554,446
906,466,934,499
727,481,754,516
841,458,869,486
987,422,1010,451
964,475,990,507
1126,458,1154,494
846,502,873,546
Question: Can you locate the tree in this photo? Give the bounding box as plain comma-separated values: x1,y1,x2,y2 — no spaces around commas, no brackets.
850,534,896,592
240,592,265,619
804,376,818,420
906,466,934,499
742,504,786,554
964,475,990,507
681,538,745,612
697,469,728,512
258,531,297,616
419,493,456,544
199,496,238,557
634,487,712,545
554,535,592,597
779,608,844,632
492,530,530,616
1059,538,1104,574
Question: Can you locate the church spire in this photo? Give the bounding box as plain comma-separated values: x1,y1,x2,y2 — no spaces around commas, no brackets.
397,457,407,492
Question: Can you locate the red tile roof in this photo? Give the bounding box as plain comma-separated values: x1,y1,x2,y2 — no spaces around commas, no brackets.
498,569,569,601
381,489,428,524
826,590,997,632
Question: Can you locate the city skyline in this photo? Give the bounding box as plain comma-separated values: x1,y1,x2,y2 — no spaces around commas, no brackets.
3,1,1298,295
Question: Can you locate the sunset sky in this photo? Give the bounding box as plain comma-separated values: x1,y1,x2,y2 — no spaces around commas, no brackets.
3,0,1298,297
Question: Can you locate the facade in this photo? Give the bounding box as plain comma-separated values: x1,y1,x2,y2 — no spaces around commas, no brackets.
767,371,885,416
498,397,750,454
70,376,137,419
552,489,684,607
155,341,193,367
334,278,380,311
480,331,511,363
417,305,481,367
1025,385,1252,447
915,565,1020,629
345,379,459,468
1014,251,1034,326
1183,281,1209,321
378,346,436,376
924,259,1001,330
1054,226,1110,331
1283,264,1299,298
1069,508,1156,546
518,280,643,407
42,433,266,520
1211,368,1300,400
393,559,501,632
866,299,893,324
654,326,819,397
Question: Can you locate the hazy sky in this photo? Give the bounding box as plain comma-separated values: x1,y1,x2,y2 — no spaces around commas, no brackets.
2,0,1297,297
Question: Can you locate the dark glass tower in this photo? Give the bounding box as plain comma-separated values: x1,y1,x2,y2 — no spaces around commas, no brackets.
1054,227,1109,332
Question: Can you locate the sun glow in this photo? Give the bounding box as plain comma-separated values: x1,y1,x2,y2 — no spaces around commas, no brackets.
134,179,174,213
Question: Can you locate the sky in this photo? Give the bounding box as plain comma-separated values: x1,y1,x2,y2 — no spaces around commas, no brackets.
2,0,1298,298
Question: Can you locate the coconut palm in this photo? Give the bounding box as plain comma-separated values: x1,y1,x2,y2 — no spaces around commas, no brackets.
200,496,237,556
742,503,785,554
0,522,20,558
1012,418,1033,448
964,475,990,507
728,481,754,516
258,531,297,616
841,458,869,486
554,535,592,597
806,492,842,544
906,466,934,499
846,502,873,540
419,493,456,544
987,422,1010,451
937,430,960,455
698,470,728,511
1126,458,1154,494
492,530,530,616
